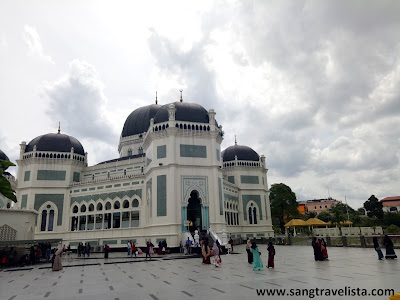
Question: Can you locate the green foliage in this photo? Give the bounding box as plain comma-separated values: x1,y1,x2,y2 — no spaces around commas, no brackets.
383,212,400,227
360,216,379,227
386,225,400,234
357,207,366,215
0,159,17,203
317,211,331,222
329,204,346,235
305,211,317,220
269,183,298,234
363,195,383,219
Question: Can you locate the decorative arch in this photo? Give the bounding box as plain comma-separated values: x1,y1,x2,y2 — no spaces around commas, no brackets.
245,201,260,225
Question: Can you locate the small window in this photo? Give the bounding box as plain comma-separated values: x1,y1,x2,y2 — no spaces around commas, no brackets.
97,203,103,211
114,201,120,209
132,199,139,207
81,205,86,212
123,200,129,208
128,149,132,156
73,205,78,213
105,202,111,210
89,204,94,211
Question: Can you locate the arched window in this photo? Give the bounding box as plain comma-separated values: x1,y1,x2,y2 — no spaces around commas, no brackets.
41,210,47,231
127,149,132,156
123,200,129,208
114,201,120,209
89,204,94,211
81,204,86,212
105,202,111,210
253,207,257,224
97,203,103,211
227,213,230,225
48,210,55,231
132,199,139,207
124,170,126,176
248,207,253,224
40,205,56,231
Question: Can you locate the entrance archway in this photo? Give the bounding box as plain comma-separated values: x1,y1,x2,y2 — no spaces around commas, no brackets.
187,190,202,232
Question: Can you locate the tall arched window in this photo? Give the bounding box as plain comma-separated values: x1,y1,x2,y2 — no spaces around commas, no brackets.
48,210,55,231
249,207,253,224
253,207,257,224
40,205,55,231
41,210,47,231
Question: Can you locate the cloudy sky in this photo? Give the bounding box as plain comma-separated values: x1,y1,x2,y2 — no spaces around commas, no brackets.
1,0,399,209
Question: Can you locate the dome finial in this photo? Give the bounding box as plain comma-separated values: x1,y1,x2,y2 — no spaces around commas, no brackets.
235,135,237,145
179,89,183,102
155,91,158,104
58,122,61,134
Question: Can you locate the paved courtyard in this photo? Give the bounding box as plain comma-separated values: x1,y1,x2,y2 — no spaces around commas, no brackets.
0,244,399,300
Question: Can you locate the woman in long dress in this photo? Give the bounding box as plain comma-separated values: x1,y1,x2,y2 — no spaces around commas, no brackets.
52,248,63,271
246,239,253,264
373,237,384,260
383,235,397,259
212,241,221,267
202,239,211,264
267,242,275,268
321,238,328,260
250,241,263,270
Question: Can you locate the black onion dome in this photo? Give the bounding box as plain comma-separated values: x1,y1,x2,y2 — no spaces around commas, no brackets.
222,145,260,162
0,149,10,161
25,133,85,155
121,104,161,137
153,102,216,125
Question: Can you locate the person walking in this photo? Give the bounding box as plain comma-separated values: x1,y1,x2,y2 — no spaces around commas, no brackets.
52,248,63,271
246,239,253,264
373,237,384,260
86,243,91,257
202,239,211,264
267,241,275,268
383,235,397,259
127,241,131,256
312,237,323,261
250,241,263,270
145,241,151,260
229,237,234,252
131,242,137,257
104,244,110,259
185,237,192,255
321,238,328,261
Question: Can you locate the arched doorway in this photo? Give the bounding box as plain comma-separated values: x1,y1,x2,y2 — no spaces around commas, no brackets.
187,190,202,233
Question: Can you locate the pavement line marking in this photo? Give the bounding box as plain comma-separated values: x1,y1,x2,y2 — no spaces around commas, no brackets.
58,276,61,279
239,284,253,290
181,291,193,297
137,283,143,287
105,278,109,281
44,292,50,298
8,280,14,283
52,282,57,286
109,286,114,290
265,281,281,286
311,277,332,281
129,276,133,279
80,280,83,283
79,289,82,294
163,280,171,285
188,278,197,282
160,267,165,270
149,294,159,300
23,285,29,289
233,274,245,277
211,287,225,293
8,296,17,300
172,272,179,275
211,276,221,280
333,275,353,278
290,279,307,283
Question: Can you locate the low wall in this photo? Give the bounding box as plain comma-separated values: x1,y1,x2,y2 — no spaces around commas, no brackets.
0,208,38,240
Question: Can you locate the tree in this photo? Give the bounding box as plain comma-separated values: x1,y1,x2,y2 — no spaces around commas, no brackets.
305,211,317,220
357,207,366,215
269,183,298,234
383,212,400,227
363,195,383,219
351,214,362,235
317,211,331,222
0,159,17,203
330,204,346,236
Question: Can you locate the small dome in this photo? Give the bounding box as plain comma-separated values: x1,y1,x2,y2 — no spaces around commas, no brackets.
25,133,85,155
153,102,216,125
222,144,260,162
0,149,10,161
121,104,161,137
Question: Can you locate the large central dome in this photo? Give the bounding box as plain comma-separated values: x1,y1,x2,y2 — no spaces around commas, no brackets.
121,102,217,138
121,104,161,137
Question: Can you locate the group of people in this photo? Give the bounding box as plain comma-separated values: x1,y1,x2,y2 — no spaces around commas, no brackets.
246,239,275,270
126,241,138,257
157,240,169,255
200,237,222,267
77,242,91,257
373,235,397,260
312,237,329,261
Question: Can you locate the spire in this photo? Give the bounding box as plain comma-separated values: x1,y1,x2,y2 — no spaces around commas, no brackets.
235,135,237,145
155,91,158,105
58,122,61,134
179,89,183,102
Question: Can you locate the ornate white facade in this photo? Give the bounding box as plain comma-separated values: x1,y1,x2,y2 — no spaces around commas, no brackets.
9,100,273,247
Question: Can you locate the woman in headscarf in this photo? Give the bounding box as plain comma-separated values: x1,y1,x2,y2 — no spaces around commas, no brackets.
267,241,275,268
383,235,397,259
52,248,63,271
321,238,328,261
104,244,110,259
202,239,211,264
373,237,384,260
246,239,253,264
312,237,323,261
250,241,263,270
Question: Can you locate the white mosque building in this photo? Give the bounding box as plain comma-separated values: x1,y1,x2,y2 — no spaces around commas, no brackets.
2,97,273,248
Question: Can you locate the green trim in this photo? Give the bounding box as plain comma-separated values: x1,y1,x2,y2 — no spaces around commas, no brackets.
157,175,167,216
37,170,66,181
114,184,121,187
227,176,235,184
34,194,64,225
224,193,238,202
121,239,137,244
180,144,207,158
256,233,265,237
103,240,117,245
21,194,28,209
157,145,166,159
70,189,142,206
240,175,259,184
218,178,223,215
73,172,80,182
24,171,31,181
123,183,130,186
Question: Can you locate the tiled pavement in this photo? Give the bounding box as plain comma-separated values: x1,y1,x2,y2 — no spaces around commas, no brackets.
0,245,399,300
